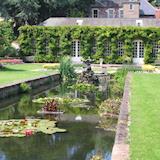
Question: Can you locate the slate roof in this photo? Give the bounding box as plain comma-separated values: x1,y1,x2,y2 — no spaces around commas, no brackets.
140,0,156,16
92,0,139,8
92,0,156,16
40,18,160,27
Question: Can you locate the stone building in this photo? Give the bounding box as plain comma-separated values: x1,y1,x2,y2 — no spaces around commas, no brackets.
39,0,160,65
91,0,155,18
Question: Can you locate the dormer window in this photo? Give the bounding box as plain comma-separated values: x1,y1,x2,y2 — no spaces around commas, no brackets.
92,9,99,18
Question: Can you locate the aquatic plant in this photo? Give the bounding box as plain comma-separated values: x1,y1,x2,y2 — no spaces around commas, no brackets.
20,83,31,93
98,117,117,132
33,97,89,105
70,83,97,92
97,99,121,130
0,119,66,138
43,99,58,112
59,56,76,81
98,98,121,117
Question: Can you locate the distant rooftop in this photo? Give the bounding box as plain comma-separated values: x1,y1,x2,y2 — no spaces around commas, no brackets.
140,0,156,16
92,0,156,16
92,0,140,8
40,18,160,27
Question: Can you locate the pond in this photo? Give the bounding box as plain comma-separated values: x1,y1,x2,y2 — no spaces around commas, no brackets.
0,79,115,160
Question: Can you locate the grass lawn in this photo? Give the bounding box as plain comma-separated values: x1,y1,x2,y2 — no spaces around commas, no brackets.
130,73,160,160
0,63,57,86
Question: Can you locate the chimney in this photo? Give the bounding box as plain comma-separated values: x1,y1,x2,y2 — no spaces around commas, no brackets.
155,8,160,19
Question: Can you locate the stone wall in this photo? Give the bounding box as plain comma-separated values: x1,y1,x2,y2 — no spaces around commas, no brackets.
112,73,132,160
0,74,60,100
91,8,121,18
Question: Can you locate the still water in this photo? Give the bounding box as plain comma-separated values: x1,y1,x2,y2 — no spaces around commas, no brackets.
0,83,114,160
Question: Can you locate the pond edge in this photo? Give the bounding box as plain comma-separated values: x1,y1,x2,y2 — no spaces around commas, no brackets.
0,74,60,99
112,73,132,160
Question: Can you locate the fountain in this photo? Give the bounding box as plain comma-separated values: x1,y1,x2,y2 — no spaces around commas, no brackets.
78,59,99,85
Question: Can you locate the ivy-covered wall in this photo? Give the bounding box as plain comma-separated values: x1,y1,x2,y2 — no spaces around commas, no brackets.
0,21,14,56
18,25,160,64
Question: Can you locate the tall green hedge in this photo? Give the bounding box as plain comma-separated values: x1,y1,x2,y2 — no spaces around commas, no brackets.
0,21,14,57
18,25,160,64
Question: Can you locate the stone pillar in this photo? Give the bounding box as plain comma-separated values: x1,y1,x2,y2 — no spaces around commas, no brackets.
155,9,160,19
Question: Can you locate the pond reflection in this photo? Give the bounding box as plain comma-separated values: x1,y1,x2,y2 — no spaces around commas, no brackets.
0,122,114,160
0,80,114,160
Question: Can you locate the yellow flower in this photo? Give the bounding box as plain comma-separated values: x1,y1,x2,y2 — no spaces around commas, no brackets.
142,65,156,72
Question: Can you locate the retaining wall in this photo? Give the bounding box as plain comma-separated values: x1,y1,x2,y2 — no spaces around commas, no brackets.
0,74,60,99
112,73,131,160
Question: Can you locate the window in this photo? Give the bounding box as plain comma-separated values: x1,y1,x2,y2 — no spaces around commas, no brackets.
105,42,111,56
119,9,124,18
117,42,124,56
152,41,160,57
108,9,114,18
72,40,80,57
133,40,144,58
139,41,144,58
92,9,99,18
133,41,138,58
129,4,134,10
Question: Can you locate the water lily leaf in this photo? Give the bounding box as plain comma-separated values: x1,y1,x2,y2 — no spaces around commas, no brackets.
0,119,66,138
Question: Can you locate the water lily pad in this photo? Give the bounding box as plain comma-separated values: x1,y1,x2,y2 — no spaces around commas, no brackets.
0,119,66,138
33,97,89,105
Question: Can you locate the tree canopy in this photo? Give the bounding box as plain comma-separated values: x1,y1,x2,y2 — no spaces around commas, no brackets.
0,0,94,26
149,0,160,6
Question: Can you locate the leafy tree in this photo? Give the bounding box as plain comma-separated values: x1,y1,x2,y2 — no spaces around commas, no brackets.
149,0,160,6
14,0,40,25
67,0,95,17
0,0,95,26
0,0,9,17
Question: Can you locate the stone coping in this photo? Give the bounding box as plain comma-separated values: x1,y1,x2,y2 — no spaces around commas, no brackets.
0,73,59,89
112,73,132,160
0,73,60,100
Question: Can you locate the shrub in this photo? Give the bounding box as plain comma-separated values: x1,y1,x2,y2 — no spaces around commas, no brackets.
43,63,60,70
109,66,141,98
0,21,15,57
91,155,103,160
99,98,121,117
70,83,97,92
35,54,57,63
142,64,156,72
59,56,76,81
20,83,31,93
0,46,18,57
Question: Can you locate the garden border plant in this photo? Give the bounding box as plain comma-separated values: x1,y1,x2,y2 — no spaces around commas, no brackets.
18,26,160,64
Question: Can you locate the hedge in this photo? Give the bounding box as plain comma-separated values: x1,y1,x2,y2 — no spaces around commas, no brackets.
0,21,15,57
18,26,160,64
